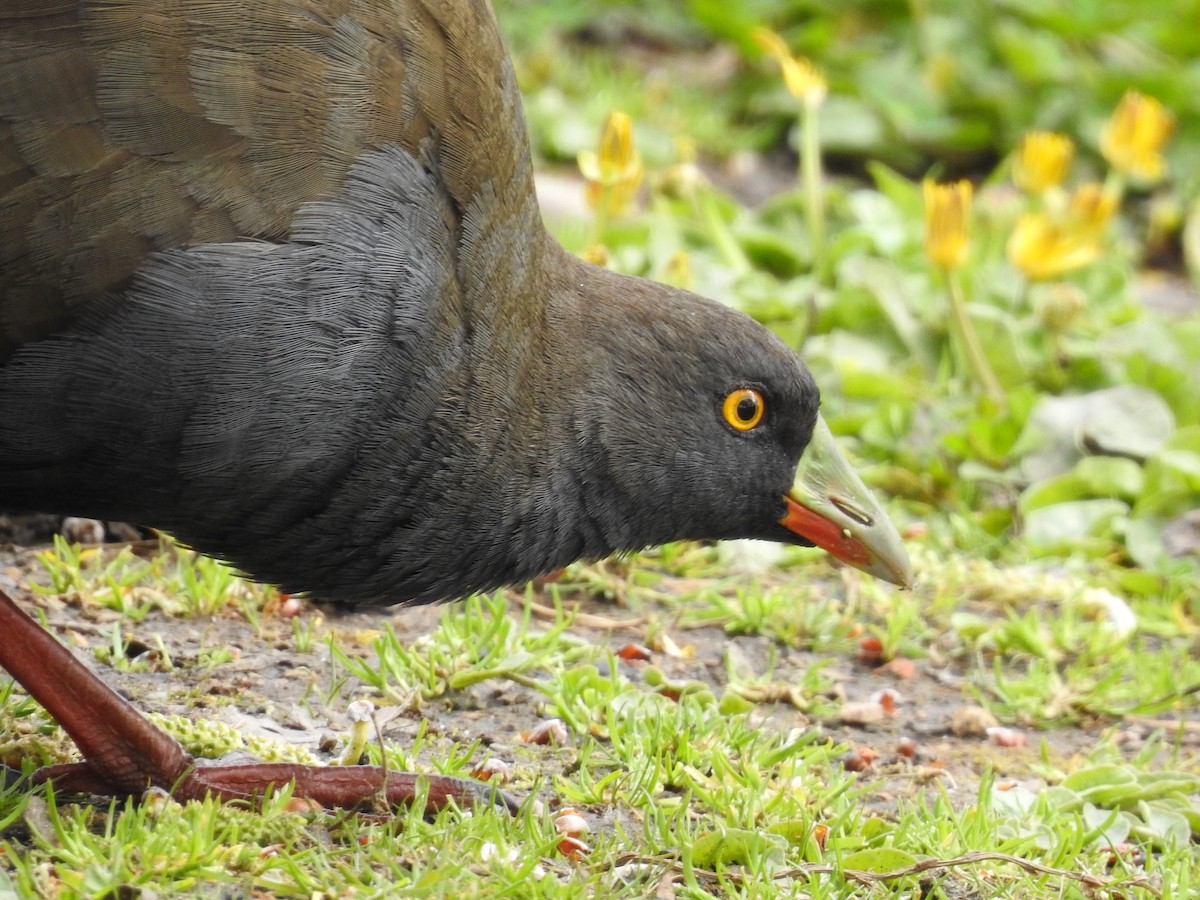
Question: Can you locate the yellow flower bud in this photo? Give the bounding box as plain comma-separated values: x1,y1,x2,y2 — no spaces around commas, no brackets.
1101,90,1174,182
1007,214,1101,281
753,27,827,108
923,179,973,271
658,136,706,201
1037,284,1086,333
1012,132,1073,194
581,244,610,267
578,111,643,216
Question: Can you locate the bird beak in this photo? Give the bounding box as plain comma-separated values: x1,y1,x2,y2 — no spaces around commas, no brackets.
779,416,914,588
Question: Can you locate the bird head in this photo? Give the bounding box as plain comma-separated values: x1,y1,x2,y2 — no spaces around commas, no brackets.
570,263,912,588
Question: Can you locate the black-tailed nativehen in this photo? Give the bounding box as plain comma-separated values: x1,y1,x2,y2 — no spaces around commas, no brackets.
0,0,912,812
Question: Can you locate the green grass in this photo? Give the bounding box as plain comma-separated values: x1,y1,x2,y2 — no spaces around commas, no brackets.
1,540,1195,897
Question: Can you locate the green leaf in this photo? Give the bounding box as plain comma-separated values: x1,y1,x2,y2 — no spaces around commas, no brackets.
718,691,756,715
1016,386,1177,483
860,816,893,843
766,819,811,845
1080,386,1175,461
1156,449,1200,485
839,847,919,873
839,257,934,368
822,97,890,156
968,305,1026,388
739,229,806,278
1063,764,1136,794
1074,456,1145,498
1020,457,1144,512
1023,499,1127,546
993,20,1071,80
1020,474,1089,511
1138,427,1200,517
691,828,787,868
1132,803,1192,848
1130,772,1200,801
1123,518,1169,569
1081,804,1132,846
866,161,923,217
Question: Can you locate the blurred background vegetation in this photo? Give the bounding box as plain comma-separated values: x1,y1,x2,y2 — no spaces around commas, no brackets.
495,0,1200,601
498,0,1200,182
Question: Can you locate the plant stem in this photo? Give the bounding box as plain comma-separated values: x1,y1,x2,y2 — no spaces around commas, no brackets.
585,184,612,251
947,270,1005,405
800,100,825,254
695,189,751,274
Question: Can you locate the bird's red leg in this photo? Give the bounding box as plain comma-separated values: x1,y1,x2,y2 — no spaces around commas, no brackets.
0,587,190,795
0,588,516,813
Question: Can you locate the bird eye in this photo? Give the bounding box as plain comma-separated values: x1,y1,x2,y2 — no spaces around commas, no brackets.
722,388,765,431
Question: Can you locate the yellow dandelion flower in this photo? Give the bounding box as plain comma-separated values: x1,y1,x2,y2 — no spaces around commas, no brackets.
1101,90,1174,182
924,179,1003,402
578,111,643,216
1007,216,1099,281
923,179,972,271
1012,132,1073,194
754,27,827,108
1007,183,1115,281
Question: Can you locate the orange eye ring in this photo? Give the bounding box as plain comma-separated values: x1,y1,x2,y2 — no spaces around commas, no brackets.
722,388,765,431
